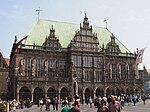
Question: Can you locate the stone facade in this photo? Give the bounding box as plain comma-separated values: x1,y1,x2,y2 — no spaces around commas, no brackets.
0,53,9,96
8,15,144,103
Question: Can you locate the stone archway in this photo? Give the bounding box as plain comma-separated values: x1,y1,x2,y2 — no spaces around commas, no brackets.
126,87,133,95
33,87,44,103
60,87,69,100
135,87,143,96
116,88,121,96
19,87,31,101
78,87,83,100
47,87,56,99
106,88,114,97
96,88,104,97
84,87,93,103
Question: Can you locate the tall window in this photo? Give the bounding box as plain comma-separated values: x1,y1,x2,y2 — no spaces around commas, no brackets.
59,59,66,77
121,64,126,79
112,64,117,79
105,63,109,79
25,57,31,76
72,55,81,67
96,70,101,81
83,56,88,67
48,59,55,77
84,70,93,81
94,57,102,68
129,64,134,79
83,56,93,67
77,68,82,82
88,56,92,67
35,59,43,77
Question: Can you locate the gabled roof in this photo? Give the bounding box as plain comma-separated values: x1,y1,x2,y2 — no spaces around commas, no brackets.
4,58,10,66
25,19,130,53
0,52,9,67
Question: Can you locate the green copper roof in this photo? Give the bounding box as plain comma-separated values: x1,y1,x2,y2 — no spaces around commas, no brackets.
26,19,130,53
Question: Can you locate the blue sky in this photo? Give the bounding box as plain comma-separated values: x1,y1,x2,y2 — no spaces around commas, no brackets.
0,0,150,69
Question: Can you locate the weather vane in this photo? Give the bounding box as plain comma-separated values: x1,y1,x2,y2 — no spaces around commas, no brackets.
104,18,108,29
35,7,42,20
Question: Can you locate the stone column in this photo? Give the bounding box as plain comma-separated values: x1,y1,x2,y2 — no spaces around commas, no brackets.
58,92,60,102
17,92,19,102
135,64,139,79
31,88,34,102
83,92,85,103
16,88,19,102
104,89,106,97
74,79,78,95
94,91,96,99
124,88,126,95
109,64,112,79
114,88,116,95
44,87,47,98
133,88,135,95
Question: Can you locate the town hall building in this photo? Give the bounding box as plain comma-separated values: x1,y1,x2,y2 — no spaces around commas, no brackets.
8,15,144,103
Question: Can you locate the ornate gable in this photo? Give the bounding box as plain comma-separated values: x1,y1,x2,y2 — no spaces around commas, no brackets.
42,26,61,50
105,33,121,54
69,14,100,51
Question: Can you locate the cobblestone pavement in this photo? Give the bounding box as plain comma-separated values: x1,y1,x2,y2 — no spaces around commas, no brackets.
16,99,150,112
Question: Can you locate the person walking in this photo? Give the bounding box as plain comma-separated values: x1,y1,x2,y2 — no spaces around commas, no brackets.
108,95,122,112
70,101,80,112
89,96,93,108
52,97,55,110
97,100,108,112
141,95,146,105
61,101,70,112
46,97,51,111
55,97,59,111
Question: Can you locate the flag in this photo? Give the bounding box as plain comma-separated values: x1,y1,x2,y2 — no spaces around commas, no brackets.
136,47,146,65
14,36,28,52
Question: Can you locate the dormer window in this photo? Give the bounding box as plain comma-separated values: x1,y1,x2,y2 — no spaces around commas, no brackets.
106,33,121,54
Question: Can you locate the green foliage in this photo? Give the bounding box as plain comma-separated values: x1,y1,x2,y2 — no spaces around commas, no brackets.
0,93,7,100
0,103,6,112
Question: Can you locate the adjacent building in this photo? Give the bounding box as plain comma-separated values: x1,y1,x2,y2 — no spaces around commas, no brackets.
0,52,9,97
142,67,150,96
8,15,144,103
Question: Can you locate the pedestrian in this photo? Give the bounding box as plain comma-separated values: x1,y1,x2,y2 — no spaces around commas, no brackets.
129,94,132,106
133,95,136,106
89,96,92,108
61,101,70,112
12,99,17,112
46,97,51,111
108,95,122,112
97,100,108,112
39,98,43,111
141,95,146,105
55,97,59,111
52,97,55,110
120,94,124,107
70,101,80,112
74,95,80,109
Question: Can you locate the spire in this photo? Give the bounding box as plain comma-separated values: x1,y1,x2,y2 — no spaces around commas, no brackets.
50,25,55,37
14,36,17,44
111,33,115,44
83,13,89,28
111,33,115,39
